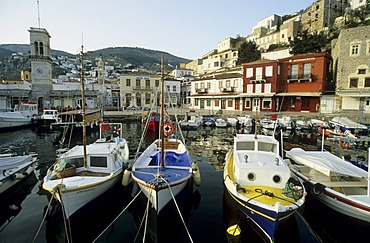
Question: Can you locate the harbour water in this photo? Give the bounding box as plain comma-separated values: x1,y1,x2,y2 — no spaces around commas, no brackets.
0,121,368,242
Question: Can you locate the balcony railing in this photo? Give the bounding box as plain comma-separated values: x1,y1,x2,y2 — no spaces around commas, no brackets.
287,74,312,83
195,88,208,93
221,87,235,92
133,86,153,91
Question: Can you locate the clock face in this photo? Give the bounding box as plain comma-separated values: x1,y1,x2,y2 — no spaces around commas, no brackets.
36,68,43,74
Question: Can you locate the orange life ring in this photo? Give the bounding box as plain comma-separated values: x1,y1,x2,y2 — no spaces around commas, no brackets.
339,141,350,149
164,123,175,136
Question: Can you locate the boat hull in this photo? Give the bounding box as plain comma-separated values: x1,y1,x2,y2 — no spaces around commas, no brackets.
45,171,123,218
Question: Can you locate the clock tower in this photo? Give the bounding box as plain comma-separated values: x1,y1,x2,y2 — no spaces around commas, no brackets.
29,27,53,109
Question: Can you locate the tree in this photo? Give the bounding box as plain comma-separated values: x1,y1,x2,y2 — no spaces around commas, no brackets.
236,41,260,65
289,30,328,55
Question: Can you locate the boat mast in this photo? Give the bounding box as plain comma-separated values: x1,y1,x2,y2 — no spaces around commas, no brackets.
160,56,165,168
80,45,87,167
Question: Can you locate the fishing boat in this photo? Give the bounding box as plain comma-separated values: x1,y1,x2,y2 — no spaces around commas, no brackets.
226,117,238,127
50,108,102,133
285,147,370,224
179,109,203,129
0,102,39,131
42,47,130,219
223,133,306,242
0,154,38,194
215,118,227,128
237,114,252,127
329,116,368,136
142,112,160,133
129,56,201,216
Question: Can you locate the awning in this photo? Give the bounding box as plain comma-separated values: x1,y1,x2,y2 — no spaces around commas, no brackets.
275,92,321,97
336,91,370,97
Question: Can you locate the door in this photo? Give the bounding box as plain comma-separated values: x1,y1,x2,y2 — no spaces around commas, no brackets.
221,99,226,109
252,98,260,112
235,98,240,111
200,99,205,109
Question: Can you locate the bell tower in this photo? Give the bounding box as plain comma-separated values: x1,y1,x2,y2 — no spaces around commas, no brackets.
29,27,53,109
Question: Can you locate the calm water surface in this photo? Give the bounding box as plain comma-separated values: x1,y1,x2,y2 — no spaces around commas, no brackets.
0,121,367,242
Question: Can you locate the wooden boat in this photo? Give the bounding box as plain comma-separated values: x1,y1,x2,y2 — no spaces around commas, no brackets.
0,102,38,131
223,134,306,242
42,47,130,219
285,148,370,223
0,154,38,194
129,57,201,215
142,112,160,133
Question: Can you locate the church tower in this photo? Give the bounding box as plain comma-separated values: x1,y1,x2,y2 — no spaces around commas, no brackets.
29,27,53,109
97,58,104,85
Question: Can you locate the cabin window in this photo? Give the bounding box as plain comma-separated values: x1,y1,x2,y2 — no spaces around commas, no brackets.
236,142,254,150
90,156,107,167
258,143,276,153
273,175,282,183
66,158,83,168
248,172,256,181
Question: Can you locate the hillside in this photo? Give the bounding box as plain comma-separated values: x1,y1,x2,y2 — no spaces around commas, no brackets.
0,44,191,78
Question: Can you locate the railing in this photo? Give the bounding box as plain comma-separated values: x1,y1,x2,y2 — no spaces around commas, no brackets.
196,88,208,93
221,87,235,92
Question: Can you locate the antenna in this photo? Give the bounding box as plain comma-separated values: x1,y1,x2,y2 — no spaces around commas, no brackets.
37,0,41,29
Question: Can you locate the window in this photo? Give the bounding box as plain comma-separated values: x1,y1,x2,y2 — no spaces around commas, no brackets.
291,64,298,79
214,61,219,67
262,98,271,109
234,79,238,88
219,81,223,89
265,66,273,77
303,63,311,78
195,99,199,106
358,69,366,74
365,78,370,87
146,80,150,87
246,68,253,78
136,79,141,87
245,98,251,108
207,82,211,89
206,99,211,106
349,78,358,88
264,83,271,93
228,99,233,107
302,98,310,108
247,84,253,93
255,84,262,93
90,156,107,167
166,85,170,91
195,83,199,89
126,79,131,86
145,93,151,104
215,99,219,106
256,67,263,80
226,80,231,88
155,80,159,87
201,82,205,88
350,44,360,56
173,85,176,92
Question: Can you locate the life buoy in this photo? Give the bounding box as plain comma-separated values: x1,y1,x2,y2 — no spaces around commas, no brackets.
113,125,121,136
339,140,350,149
164,123,174,136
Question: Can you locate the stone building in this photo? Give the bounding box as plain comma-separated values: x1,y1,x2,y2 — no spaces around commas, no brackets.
332,25,370,113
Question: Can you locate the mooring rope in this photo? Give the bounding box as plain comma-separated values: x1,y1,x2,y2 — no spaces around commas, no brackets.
162,176,193,243
93,187,144,242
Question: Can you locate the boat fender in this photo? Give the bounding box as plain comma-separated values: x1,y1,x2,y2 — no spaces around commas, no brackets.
122,167,132,186
11,173,26,180
191,162,201,186
312,183,326,196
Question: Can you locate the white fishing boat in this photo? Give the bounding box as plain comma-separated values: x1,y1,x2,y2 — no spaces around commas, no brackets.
215,118,227,128
179,109,203,129
0,154,38,194
223,134,306,242
285,147,370,223
237,114,252,127
42,47,130,219
129,57,201,215
0,102,38,131
329,116,368,135
37,109,59,129
226,117,238,127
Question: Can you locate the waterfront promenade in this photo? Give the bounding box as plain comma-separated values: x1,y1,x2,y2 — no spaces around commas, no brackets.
102,107,369,124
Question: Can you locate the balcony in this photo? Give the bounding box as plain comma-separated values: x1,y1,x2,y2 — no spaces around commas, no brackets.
250,79,266,83
287,74,312,83
221,87,235,92
196,88,208,93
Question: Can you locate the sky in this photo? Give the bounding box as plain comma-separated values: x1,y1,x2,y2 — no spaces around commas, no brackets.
1,0,314,60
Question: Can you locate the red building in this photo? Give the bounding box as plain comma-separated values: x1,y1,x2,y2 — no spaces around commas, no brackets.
278,52,333,112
